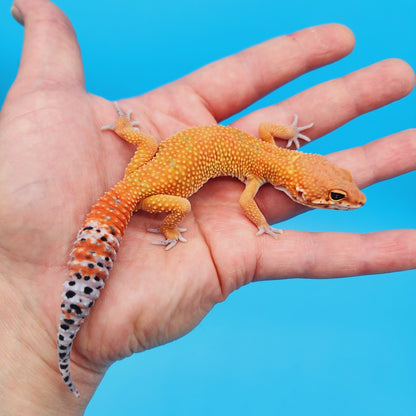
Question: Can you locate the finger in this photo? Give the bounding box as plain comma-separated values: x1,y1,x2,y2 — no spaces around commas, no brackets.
11,0,84,91
180,24,355,122
234,58,415,139
328,128,416,189
254,229,416,280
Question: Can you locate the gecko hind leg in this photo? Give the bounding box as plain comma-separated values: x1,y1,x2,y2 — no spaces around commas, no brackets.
102,102,159,175
101,101,140,131
138,195,191,250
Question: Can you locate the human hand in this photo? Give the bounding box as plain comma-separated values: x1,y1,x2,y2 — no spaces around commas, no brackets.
1,0,415,413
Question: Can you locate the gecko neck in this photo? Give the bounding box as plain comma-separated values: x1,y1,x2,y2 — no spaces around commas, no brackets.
260,145,304,188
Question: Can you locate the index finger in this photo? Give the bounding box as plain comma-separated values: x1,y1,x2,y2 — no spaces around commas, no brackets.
182,24,355,122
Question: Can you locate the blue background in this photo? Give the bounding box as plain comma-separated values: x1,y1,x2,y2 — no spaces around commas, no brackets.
1,0,415,414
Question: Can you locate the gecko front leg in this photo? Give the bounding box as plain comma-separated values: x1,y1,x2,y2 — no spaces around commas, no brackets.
259,114,313,149
239,175,283,238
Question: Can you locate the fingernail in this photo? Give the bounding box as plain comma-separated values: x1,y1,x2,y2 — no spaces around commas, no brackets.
11,2,24,25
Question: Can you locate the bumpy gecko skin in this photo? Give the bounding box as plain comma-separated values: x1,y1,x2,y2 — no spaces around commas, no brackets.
58,180,136,397
58,103,366,396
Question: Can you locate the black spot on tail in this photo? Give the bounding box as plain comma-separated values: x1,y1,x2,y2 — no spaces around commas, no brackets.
65,290,76,299
70,304,83,315
84,286,93,295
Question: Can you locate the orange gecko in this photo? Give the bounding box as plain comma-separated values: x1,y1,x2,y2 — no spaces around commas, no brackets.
57,103,366,396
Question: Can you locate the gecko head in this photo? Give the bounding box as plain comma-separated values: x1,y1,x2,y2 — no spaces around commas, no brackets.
273,153,366,210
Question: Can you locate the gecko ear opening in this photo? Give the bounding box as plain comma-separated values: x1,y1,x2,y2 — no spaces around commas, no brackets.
341,168,353,181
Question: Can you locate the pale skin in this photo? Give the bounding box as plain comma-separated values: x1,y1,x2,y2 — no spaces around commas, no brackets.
0,0,415,414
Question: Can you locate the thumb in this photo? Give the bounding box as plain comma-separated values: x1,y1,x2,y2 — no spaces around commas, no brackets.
10,0,84,93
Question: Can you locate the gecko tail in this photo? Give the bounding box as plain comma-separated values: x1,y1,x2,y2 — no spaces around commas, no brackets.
57,218,119,397
57,181,137,396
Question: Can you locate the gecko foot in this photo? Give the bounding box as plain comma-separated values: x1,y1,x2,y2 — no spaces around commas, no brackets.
286,114,314,149
256,227,283,239
101,102,141,131
148,228,187,250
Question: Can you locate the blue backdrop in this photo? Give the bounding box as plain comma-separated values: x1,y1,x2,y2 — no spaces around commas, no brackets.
1,0,415,414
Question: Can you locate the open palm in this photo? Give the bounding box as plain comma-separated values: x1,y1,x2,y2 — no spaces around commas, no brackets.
1,0,415,409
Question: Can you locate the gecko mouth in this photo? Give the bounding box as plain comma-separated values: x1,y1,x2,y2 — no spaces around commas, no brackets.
310,198,364,210
312,201,351,210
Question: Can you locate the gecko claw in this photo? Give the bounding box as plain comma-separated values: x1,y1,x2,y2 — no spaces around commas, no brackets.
101,124,115,131
114,101,124,117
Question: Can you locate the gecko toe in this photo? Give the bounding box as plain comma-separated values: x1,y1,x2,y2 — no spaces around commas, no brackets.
256,227,283,239
288,114,314,149
151,239,178,250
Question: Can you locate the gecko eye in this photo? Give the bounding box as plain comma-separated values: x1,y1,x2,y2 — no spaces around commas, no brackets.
330,191,346,201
